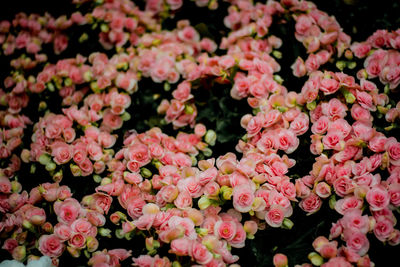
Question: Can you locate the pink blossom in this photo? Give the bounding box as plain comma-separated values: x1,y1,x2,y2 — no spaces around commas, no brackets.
232,184,254,213
38,234,65,258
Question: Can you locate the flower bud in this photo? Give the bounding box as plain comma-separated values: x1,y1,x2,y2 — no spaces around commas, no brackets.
198,196,212,210
39,154,51,165
203,148,212,157
140,168,152,178
205,130,217,146
11,181,22,193
273,253,288,267
45,162,56,172
244,220,258,239
100,177,112,186
12,245,26,261
20,149,31,163
282,218,294,230
220,186,233,200
42,222,53,233
308,252,323,266
67,246,80,258
121,112,131,121
335,61,346,71
306,101,316,111
195,228,209,237
98,228,112,238
70,164,82,176
53,170,63,183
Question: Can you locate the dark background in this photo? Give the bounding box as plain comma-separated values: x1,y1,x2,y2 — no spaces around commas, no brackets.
0,0,399,266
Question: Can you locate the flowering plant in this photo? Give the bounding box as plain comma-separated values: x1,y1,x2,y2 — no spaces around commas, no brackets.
0,0,399,266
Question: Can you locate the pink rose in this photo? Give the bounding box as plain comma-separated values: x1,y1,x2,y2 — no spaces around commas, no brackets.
170,238,191,256
191,242,213,265
54,223,72,241
277,129,299,154
174,191,193,209
69,233,86,249
320,78,340,95
346,231,369,256
214,220,237,241
265,205,285,227
366,185,390,211
289,113,309,135
385,137,400,166
315,182,331,198
373,218,394,242
273,253,288,267
233,184,254,213
351,104,371,122
356,90,375,111
341,209,369,234
51,141,73,165
54,198,81,224
351,42,371,58
299,193,322,215
38,234,65,258
335,196,363,215
172,81,192,101
291,57,307,77
388,183,400,206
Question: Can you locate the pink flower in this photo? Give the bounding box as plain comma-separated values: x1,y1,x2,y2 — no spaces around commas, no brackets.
320,78,340,95
366,185,390,211
38,234,65,258
341,209,369,234
191,242,213,265
54,223,72,241
346,231,369,256
273,253,288,267
0,177,12,193
174,190,193,209
265,205,285,227
351,42,371,58
214,220,237,241
291,57,307,77
277,129,299,154
51,141,73,165
289,113,309,135
170,238,191,256
385,137,400,166
232,184,254,213
172,81,192,101
54,198,81,224
69,233,86,249
299,193,322,215
373,218,394,242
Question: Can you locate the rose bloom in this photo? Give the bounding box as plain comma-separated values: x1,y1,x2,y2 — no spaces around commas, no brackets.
69,233,86,249
169,237,191,256
174,190,193,209
265,205,285,228
374,218,394,242
191,242,213,265
38,234,65,258
54,223,72,241
335,196,364,215
346,231,369,256
299,193,322,215
366,185,390,211
214,220,237,241
54,198,81,224
233,184,254,213
51,141,73,165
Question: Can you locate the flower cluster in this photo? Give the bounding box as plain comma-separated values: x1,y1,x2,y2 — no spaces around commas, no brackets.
0,0,399,266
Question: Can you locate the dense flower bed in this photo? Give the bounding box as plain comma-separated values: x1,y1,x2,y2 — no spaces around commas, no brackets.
0,0,399,266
